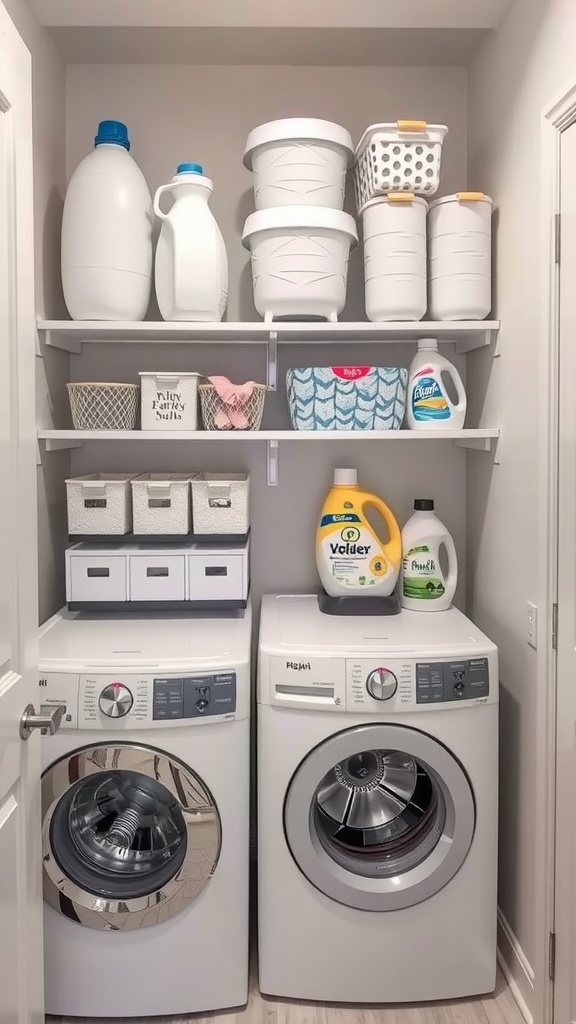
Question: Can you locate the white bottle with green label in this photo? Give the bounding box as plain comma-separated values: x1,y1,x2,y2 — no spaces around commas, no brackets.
401,499,457,611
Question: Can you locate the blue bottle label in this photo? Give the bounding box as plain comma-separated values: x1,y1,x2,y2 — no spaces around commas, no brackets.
411,373,450,421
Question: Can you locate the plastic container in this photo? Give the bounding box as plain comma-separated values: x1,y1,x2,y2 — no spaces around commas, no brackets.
67,382,140,430
139,372,201,430
316,468,402,597
242,207,358,322
66,473,136,536
428,192,493,321
61,120,152,321
243,118,353,210
191,473,250,535
406,339,467,430
362,194,427,322
153,163,228,322
131,474,195,535
401,499,458,611
286,366,407,430
354,121,448,211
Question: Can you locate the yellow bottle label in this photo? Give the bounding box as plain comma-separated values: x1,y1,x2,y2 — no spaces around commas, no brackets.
318,513,389,589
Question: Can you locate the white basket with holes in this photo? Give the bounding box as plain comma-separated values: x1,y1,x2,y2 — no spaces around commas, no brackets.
131,473,196,535
66,473,137,535
354,121,448,212
191,474,250,536
67,382,140,430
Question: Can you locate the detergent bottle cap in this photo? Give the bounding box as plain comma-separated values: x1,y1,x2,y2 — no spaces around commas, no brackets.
417,338,439,351
334,468,357,486
414,498,435,511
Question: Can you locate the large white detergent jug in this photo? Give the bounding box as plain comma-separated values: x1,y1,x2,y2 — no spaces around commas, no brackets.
406,338,467,430
61,120,152,321
154,163,228,322
401,499,458,611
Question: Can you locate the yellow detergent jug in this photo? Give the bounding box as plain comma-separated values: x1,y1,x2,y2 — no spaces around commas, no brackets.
316,468,402,597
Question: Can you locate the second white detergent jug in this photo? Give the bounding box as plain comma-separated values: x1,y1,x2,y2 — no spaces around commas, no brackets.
154,163,228,322
406,338,467,429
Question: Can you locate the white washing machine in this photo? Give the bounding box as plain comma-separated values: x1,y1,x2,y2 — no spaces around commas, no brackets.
38,603,251,1018
258,594,498,1004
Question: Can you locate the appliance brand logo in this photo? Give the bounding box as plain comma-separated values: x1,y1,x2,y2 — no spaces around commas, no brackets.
286,661,311,672
39,678,47,687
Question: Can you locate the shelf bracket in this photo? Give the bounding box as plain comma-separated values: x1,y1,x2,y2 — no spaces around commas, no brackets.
43,329,83,355
37,438,84,464
454,433,501,463
267,330,278,392
267,439,279,486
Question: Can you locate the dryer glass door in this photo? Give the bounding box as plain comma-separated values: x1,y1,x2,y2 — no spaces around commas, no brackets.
284,723,475,911
42,743,221,930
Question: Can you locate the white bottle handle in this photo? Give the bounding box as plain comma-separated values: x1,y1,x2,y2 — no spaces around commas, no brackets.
153,184,173,222
442,533,458,600
446,367,467,413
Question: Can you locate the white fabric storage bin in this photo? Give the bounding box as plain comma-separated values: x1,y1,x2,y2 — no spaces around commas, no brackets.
354,121,448,210
129,551,186,601
191,474,249,535
188,548,249,603
362,194,427,322
243,118,353,210
242,207,358,323
139,372,200,430
66,547,128,603
131,473,195,535
66,473,136,535
428,192,493,321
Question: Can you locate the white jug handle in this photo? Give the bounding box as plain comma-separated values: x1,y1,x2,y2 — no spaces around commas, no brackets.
448,367,467,414
153,184,172,222
443,534,458,600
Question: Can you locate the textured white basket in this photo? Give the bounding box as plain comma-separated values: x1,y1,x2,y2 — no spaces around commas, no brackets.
243,118,353,210
191,474,250,535
428,192,493,321
362,194,427,322
131,473,195,535
67,382,140,430
139,372,200,430
242,206,358,322
199,383,266,431
354,121,448,211
66,473,136,535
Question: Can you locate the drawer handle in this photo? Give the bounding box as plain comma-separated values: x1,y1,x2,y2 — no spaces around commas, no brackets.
208,498,232,508
84,498,107,509
148,498,172,508
147,567,169,577
87,567,110,577
205,566,227,577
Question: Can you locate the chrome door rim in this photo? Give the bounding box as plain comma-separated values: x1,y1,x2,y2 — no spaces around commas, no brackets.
284,724,475,912
42,742,221,930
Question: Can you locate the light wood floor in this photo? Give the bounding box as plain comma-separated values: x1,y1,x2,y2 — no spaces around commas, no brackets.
48,967,525,1023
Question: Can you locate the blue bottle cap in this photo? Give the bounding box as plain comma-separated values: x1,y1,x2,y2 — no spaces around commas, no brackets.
94,120,130,151
176,162,203,175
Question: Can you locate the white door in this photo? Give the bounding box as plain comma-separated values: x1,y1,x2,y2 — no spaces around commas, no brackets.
0,4,50,1022
554,117,576,1024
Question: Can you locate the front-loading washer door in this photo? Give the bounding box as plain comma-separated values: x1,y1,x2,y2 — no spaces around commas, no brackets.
42,743,221,930
284,724,475,911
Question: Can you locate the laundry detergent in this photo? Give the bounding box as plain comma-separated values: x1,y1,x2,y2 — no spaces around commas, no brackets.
401,498,458,611
406,338,466,429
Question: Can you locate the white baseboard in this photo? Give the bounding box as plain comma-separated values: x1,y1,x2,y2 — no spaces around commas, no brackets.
497,909,534,1024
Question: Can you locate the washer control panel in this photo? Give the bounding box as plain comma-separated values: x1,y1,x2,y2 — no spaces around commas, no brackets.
152,673,236,720
416,658,490,704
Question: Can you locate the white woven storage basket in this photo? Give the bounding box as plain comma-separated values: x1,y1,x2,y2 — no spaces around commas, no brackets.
66,473,136,535
199,383,266,431
67,382,140,430
354,121,448,211
131,473,195,535
191,473,250,535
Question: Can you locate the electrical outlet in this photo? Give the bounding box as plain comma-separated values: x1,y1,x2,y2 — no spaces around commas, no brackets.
526,602,538,649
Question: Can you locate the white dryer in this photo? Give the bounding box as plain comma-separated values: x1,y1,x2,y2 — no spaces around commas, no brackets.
258,594,498,1004
38,603,251,1019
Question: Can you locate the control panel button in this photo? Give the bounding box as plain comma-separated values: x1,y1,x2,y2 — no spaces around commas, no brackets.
196,698,209,713
366,668,398,701
99,682,134,718
453,681,465,697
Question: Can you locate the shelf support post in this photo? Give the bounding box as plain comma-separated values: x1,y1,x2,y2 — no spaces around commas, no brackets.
267,330,278,392
267,439,279,486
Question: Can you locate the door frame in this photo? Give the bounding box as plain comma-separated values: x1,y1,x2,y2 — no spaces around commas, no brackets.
536,78,576,1024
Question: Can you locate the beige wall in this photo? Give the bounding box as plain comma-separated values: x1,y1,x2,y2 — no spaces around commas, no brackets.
3,0,68,623
467,0,574,982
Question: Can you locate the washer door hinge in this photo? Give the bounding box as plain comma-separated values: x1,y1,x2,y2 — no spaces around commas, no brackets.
549,931,556,981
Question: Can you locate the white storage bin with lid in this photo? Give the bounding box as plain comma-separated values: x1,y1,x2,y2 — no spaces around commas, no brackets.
242,207,358,322
428,192,493,321
244,118,353,210
131,473,195,535
129,549,187,602
66,473,137,535
139,372,200,430
66,545,128,604
188,540,250,604
191,474,250,535
362,194,427,322
354,121,448,212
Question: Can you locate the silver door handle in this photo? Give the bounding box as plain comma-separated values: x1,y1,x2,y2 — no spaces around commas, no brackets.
19,703,66,740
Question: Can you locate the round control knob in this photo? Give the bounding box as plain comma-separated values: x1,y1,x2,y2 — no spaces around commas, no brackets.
99,682,133,718
366,668,398,701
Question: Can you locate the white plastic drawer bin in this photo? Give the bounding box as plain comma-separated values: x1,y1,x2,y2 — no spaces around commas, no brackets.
188,551,248,603
362,194,427,322
191,474,249,535
66,473,136,535
131,474,194,535
139,372,200,430
129,551,186,602
428,192,493,321
66,548,127,603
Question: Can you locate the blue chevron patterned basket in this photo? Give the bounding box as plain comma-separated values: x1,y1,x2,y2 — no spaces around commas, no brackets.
286,366,408,431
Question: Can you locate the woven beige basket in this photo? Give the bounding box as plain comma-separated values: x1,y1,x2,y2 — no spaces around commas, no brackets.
199,382,266,431
67,382,140,430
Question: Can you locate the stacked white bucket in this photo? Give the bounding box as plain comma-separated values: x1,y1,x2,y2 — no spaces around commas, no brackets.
241,119,357,322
